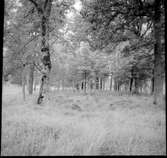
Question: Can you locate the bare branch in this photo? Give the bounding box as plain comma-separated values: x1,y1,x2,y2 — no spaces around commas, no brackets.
28,0,43,14
43,0,49,10
17,27,55,55
140,21,153,38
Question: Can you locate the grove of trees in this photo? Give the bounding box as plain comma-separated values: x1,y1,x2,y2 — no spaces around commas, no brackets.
3,0,165,106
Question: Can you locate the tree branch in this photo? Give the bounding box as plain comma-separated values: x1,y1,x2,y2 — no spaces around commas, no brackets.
140,21,153,38
28,0,43,14
17,27,55,55
44,0,49,10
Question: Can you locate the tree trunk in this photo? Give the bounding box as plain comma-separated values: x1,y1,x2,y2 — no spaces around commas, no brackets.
153,0,164,105
117,82,120,91
151,75,154,95
100,78,103,90
102,79,105,90
129,78,133,93
84,71,86,94
110,76,112,91
129,68,134,93
133,77,139,94
99,78,101,90
22,65,26,101
28,63,34,94
90,80,93,90
22,82,26,101
81,82,84,90
37,0,52,104
114,78,117,91
96,77,99,90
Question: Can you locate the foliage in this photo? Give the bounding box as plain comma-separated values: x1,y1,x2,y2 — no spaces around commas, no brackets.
79,0,165,95
3,0,74,84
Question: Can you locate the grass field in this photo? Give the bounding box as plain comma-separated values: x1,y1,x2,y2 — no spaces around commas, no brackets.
1,84,166,156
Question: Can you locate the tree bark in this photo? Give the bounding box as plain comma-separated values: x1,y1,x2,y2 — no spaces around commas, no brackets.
37,0,52,104
133,77,139,94
100,78,103,90
90,80,93,90
81,82,84,90
102,79,105,90
22,64,26,101
28,63,34,94
96,77,99,90
22,82,26,101
151,75,154,95
129,68,134,93
110,76,112,91
84,71,87,94
114,78,117,91
117,82,120,92
153,0,164,105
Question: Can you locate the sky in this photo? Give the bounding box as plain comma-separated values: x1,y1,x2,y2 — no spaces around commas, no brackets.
62,0,82,37
66,0,82,19
73,0,82,12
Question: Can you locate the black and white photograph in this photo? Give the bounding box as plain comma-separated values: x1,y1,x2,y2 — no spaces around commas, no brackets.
1,0,166,156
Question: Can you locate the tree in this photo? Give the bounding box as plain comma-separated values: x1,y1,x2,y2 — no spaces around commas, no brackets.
4,0,74,102
81,0,165,104
152,0,165,105
26,0,53,104
27,0,74,103
4,0,42,99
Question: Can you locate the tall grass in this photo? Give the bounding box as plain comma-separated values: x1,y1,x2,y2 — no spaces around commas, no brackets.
1,84,166,155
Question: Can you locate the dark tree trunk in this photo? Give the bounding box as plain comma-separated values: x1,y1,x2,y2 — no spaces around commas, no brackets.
110,76,112,91
37,0,52,104
129,68,134,92
151,75,154,95
114,79,117,91
96,77,99,90
117,82,120,91
28,63,34,94
129,78,133,92
153,0,164,105
100,78,103,90
81,82,84,90
133,77,139,94
84,71,86,94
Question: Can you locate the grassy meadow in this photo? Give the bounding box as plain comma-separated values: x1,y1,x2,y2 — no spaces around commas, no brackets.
1,84,166,156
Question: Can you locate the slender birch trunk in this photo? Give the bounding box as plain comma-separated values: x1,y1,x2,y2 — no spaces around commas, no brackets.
37,0,52,104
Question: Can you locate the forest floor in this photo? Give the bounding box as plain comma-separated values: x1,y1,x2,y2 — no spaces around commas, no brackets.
1,84,166,156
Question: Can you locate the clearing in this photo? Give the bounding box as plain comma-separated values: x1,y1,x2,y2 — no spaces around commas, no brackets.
1,84,166,155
